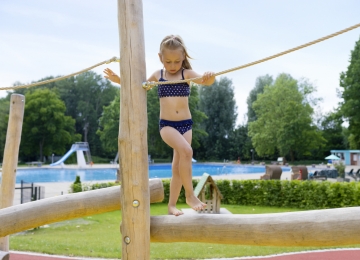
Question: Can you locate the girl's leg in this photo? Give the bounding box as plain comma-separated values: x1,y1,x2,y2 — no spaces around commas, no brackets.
168,149,183,216
160,127,206,211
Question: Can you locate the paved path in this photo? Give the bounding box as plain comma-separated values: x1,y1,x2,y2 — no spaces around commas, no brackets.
9,251,117,260
8,249,360,260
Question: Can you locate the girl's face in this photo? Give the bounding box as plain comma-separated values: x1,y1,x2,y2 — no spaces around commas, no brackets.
158,48,184,74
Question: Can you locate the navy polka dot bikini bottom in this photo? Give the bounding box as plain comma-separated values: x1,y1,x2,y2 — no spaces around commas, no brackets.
159,119,193,135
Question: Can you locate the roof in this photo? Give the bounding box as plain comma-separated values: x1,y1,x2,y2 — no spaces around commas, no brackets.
194,173,223,199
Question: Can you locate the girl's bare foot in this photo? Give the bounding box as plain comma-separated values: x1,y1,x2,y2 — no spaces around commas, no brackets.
186,195,207,211
168,205,183,216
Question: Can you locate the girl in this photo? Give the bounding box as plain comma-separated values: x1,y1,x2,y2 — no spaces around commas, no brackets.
104,35,215,216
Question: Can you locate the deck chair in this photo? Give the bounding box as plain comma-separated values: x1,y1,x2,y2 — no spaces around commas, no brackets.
311,171,327,181
260,165,282,180
348,169,360,181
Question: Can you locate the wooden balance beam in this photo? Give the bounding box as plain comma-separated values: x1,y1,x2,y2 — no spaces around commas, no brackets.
0,251,9,260
150,207,360,246
0,179,163,237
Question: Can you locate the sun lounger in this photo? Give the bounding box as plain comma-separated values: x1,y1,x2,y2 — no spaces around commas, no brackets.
348,169,360,181
310,171,327,181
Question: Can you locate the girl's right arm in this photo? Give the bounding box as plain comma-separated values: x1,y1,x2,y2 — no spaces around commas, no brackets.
104,68,121,84
103,68,159,85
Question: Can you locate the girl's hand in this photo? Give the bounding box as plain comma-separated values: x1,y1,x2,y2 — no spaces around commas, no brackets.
201,71,215,86
104,68,121,84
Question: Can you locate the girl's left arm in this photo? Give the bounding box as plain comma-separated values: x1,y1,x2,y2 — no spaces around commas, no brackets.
185,70,215,86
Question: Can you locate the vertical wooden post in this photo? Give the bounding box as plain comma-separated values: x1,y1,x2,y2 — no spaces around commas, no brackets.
117,1,149,259
0,94,25,251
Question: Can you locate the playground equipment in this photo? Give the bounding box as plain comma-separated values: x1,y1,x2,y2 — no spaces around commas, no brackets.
111,152,119,164
0,179,163,237
50,142,92,167
1,1,360,258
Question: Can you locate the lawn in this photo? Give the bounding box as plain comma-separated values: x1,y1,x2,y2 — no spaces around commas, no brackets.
10,203,360,259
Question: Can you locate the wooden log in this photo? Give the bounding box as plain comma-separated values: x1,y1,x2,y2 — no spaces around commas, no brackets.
0,251,9,260
150,207,360,246
118,0,149,259
0,179,163,237
0,94,25,251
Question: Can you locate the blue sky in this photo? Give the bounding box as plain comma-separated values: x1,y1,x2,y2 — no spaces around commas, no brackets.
1,0,359,125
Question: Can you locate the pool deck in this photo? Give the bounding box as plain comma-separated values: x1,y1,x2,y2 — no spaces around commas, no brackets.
10,163,358,205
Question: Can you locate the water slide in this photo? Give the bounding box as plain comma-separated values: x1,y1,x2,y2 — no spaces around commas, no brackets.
50,148,75,166
50,142,91,167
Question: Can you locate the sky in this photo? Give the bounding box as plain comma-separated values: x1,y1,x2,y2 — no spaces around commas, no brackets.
1,0,360,125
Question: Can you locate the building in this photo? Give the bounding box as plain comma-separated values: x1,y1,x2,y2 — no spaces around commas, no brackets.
330,150,360,166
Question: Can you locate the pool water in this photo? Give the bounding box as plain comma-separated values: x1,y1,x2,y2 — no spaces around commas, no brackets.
11,164,290,183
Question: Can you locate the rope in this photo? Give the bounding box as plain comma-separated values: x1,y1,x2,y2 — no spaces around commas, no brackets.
142,22,360,90
0,57,120,91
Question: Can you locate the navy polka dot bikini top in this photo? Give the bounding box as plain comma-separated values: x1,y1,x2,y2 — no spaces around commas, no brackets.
158,69,190,98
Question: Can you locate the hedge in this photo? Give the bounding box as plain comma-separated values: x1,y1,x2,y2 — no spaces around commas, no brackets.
70,179,360,210
162,179,360,210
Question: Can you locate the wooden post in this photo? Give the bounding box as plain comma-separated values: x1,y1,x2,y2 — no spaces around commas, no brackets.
0,179,163,237
0,94,25,251
117,1,149,259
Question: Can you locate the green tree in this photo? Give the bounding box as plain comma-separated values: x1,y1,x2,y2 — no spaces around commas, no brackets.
227,124,253,161
198,77,238,160
20,89,80,161
0,97,10,161
146,86,170,158
188,84,208,150
339,36,360,148
57,71,118,156
247,75,273,123
319,111,347,157
248,73,325,161
97,91,120,155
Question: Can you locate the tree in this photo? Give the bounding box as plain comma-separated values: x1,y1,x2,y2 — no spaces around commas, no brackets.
188,84,208,150
318,111,346,157
198,77,238,160
97,91,120,155
227,124,253,161
146,86,170,158
339,36,360,148
20,89,81,161
0,97,10,161
247,75,273,123
248,73,325,161
57,71,118,156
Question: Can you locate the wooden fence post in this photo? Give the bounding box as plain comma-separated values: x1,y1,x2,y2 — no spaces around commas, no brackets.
117,0,149,259
0,94,25,251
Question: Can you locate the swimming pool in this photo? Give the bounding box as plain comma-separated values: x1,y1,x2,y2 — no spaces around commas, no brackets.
10,164,291,183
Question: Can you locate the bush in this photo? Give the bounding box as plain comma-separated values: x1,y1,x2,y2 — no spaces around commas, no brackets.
334,161,346,178
161,178,360,209
71,175,82,193
69,180,120,193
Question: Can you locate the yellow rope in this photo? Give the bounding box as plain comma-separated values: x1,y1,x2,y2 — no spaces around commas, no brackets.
142,22,360,90
0,57,120,91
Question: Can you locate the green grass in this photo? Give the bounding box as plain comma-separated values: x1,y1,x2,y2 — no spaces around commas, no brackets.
10,203,360,259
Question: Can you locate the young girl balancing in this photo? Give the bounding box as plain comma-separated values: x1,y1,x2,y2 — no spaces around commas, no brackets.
104,35,215,216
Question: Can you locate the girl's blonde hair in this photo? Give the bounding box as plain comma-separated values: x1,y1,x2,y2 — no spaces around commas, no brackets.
159,35,192,70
